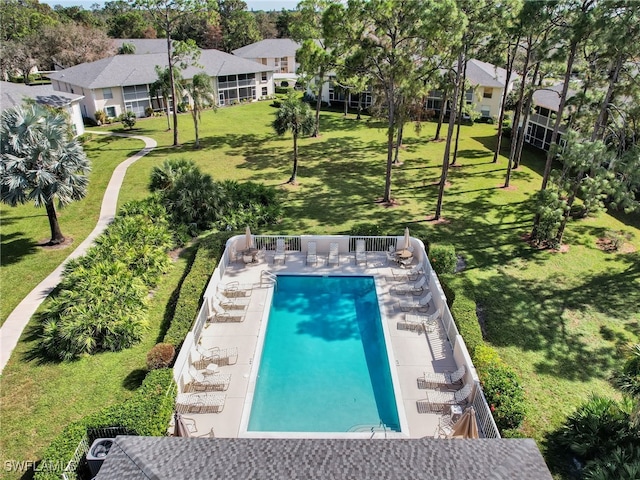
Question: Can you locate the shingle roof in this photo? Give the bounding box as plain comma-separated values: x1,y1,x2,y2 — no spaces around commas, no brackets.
464,59,512,88
0,81,83,110
532,83,576,112
95,436,553,480
113,39,168,55
232,38,300,59
47,50,273,90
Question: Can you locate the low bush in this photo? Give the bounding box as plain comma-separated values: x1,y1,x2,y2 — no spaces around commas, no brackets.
94,109,106,125
275,86,292,94
119,111,136,130
147,343,176,370
478,362,527,431
349,222,386,237
217,180,283,230
163,233,227,349
34,369,175,480
429,244,457,275
446,280,484,357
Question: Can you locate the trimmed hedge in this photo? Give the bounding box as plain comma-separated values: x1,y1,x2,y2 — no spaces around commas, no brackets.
162,232,229,349
34,369,175,480
429,243,458,275
440,275,527,433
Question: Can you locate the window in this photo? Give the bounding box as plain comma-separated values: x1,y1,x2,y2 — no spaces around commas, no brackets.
261,71,267,82
103,88,113,99
480,106,491,118
483,87,493,99
105,106,116,118
262,87,268,97
123,85,149,101
465,89,473,103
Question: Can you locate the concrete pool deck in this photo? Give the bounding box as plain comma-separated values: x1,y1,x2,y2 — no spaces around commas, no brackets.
176,250,459,439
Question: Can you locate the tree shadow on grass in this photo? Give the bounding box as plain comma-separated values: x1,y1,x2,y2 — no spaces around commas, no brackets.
474,255,640,382
122,368,147,390
1,232,39,266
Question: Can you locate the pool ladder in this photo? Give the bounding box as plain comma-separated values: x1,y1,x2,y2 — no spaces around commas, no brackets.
260,270,277,289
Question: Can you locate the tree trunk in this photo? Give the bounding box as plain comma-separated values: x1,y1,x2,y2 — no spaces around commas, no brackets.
165,96,171,130
451,56,468,166
193,110,200,148
435,55,463,220
45,200,65,245
313,70,324,137
289,133,298,183
555,171,584,245
514,62,541,169
493,39,518,163
383,82,396,204
394,122,404,165
344,89,349,116
506,39,531,185
591,56,623,142
166,28,179,146
434,90,448,140
357,94,362,120
532,41,579,237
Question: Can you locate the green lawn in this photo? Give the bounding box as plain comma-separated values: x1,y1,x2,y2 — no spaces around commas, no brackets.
0,102,638,475
0,136,144,325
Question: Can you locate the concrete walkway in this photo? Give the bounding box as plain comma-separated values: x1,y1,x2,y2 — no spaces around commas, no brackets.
0,132,157,374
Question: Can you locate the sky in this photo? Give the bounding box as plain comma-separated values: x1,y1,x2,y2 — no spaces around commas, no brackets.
40,0,299,10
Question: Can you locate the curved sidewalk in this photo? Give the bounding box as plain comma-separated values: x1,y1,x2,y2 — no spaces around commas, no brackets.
0,132,157,374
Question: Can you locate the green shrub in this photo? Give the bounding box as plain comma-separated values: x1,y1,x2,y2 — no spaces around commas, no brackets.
163,233,227,349
147,343,176,370
583,446,640,480
217,180,283,230
119,110,136,129
444,277,483,357
149,158,198,193
479,363,527,431
35,369,175,480
612,344,640,398
275,86,292,94
349,222,385,237
429,244,457,275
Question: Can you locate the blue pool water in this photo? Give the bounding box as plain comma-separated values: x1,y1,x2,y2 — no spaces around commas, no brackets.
248,275,400,432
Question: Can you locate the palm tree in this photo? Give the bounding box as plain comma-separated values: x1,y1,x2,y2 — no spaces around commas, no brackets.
1,104,90,245
151,65,183,131
186,72,216,149
272,93,315,184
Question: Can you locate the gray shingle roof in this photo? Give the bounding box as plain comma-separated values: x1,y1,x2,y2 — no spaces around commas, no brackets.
95,436,553,480
1,81,83,110
47,50,273,90
464,59,511,88
532,83,576,112
232,38,300,59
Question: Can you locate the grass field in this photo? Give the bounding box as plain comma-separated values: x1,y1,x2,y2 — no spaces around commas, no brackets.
0,101,638,475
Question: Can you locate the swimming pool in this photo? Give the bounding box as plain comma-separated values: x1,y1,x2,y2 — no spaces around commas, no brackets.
246,275,401,433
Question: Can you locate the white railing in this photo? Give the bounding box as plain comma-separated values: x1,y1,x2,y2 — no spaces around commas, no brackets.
348,236,398,252
472,382,501,438
252,234,301,251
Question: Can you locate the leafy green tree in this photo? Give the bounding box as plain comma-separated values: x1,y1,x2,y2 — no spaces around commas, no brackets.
217,0,261,52
272,92,315,184
0,0,58,41
1,104,90,245
151,65,184,131
134,0,215,146
345,0,465,206
150,158,198,192
186,72,216,148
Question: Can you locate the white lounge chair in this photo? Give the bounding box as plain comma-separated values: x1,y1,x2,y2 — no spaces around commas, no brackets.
416,382,474,413
176,392,226,413
392,266,424,281
207,297,245,322
403,306,442,332
391,276,427,296
191,345,238,369
327,242,339,266
219,281,252,298
186,365,231,392
306,241,318,266
398,292,433,312
420,365,466,389
215,291,248,310
355,239,367,265
273,238,286,264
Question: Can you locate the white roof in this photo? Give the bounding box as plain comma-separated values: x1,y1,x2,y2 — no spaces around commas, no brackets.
233,39,300,59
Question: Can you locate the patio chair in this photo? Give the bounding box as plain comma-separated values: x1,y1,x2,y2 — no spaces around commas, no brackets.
219,281,252,298
436,414,455,439
419,365,466,389
416,382,474,414
273,238,286,265
215,291,248,310
402,305,443,333
390,275,427,296
174,415,215,438
191,345,238,369
306,241,318,266
355,239,367,265
207,297,245,323
176,392,226,414
327,242,339,266
386,245,398,265
398,292,433,312
186,365,231,392
392,266,424,281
